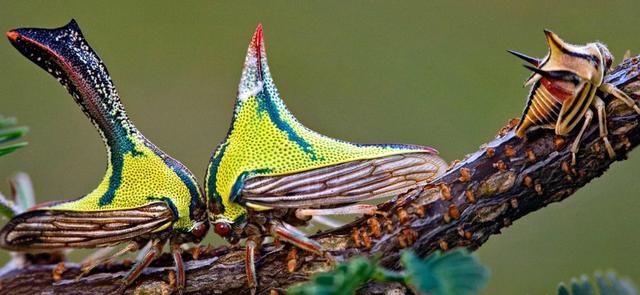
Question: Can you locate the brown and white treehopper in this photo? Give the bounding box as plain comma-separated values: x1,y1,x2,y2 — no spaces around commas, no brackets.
510,30,640,165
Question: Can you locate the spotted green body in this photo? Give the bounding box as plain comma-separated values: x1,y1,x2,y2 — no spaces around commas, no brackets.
0,20,207,251
205,25,440,225
47,137,200,232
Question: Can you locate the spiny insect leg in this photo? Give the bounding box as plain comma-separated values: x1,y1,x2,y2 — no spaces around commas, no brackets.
570,109,594,165
295,204,378,220
78,241,140,279
171,242,186,294
245,237,261,295
594,96,616,159
269,221,335,265
116,239,165,294
600,83,640,114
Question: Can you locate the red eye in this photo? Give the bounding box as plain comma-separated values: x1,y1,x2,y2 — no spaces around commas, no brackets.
214,222,231,237
192,222,208,239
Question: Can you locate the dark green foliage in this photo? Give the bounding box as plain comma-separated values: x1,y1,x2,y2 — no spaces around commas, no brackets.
558,272,638,295
287,256,378,295
0,116,29,219
0,197,15,220
0,116,27,157
287,249,489,295
402,249,490,295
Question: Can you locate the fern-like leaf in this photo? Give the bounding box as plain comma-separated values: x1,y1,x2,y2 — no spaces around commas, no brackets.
558,272,638,295
0,116,27,157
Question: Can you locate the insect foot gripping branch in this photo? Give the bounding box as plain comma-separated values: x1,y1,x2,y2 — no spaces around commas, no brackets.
509,30,640,165
0,20,209,294
204,24,448,294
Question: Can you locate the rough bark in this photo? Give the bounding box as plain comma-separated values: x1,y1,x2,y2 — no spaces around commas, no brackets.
2,56,640,295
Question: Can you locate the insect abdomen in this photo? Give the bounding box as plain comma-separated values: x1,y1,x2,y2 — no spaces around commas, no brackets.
516,82,561,137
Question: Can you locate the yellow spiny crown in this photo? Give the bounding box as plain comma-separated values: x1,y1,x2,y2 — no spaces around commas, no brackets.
205,25,436,223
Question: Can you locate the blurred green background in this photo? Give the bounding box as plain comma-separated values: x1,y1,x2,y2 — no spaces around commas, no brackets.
1,1,639,294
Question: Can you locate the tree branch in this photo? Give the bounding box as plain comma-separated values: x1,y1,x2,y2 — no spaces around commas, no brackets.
2,56,640,295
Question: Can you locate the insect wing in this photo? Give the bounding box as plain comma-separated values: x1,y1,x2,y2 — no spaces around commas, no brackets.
240,153,446,209
0,202,175,250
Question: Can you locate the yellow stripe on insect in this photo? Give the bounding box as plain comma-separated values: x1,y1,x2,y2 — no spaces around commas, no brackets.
511,29,640,165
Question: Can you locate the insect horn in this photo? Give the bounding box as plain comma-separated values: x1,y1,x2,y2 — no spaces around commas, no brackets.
543,29,569,59
507,50,540,67
523,65,580,84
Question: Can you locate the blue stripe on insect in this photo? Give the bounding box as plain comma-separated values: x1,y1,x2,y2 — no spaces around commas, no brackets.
229,168,272,203
207,142,228,206
256,90,319,161
98,141,143,207
153,146,202,221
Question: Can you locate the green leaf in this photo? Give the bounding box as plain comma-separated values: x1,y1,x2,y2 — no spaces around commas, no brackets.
10,172,35,212
570,276,595,295
401,249,490,295
0,192,17,219
0,116,27,157
287,249,489,295
0,173,35,219
0,142,28,157
557,272,637,295
0,116,17,129
0,126,28,144
287,256,378,295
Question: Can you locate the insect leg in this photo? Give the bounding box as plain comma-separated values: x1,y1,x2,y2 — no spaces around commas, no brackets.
245,236,262,295
594,96,616,159
311,216,344,228
269,221,334,266
269,221,324,255
570,109,594,165
600,83,640,114
295,204,378,219
78,241,140,279
116,239,165,293
170,241,185,294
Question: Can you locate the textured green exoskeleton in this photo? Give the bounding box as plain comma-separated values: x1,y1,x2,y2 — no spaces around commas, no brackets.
510,30,640,165
0,20,208,292
205,24,447,293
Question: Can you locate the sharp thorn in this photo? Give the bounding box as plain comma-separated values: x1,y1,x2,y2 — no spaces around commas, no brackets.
508,50,540,66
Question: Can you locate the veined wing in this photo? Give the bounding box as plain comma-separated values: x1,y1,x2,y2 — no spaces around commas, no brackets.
0,202,175,250
240,153,447,209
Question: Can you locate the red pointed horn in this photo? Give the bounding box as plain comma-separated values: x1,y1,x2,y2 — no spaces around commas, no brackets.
250,24,264,77
5,31,19,42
